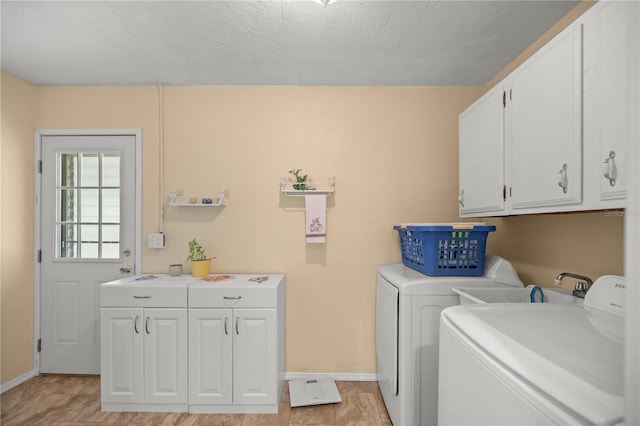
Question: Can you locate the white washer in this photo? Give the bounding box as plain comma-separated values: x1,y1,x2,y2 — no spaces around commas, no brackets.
376,255,522,426
438,275,625,426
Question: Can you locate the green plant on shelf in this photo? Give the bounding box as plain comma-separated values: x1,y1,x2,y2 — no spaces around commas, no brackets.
289,168,308,190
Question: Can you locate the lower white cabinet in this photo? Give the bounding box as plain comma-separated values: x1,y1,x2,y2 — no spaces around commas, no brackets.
189,308,279,412
100,274,285,414
188,274,285,414
100,306,188,411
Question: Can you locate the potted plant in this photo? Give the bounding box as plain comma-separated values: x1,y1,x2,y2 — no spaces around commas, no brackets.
289,168,308,190
188,238,213,277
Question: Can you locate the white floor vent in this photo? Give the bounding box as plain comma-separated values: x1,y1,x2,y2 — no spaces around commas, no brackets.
289,378,342,407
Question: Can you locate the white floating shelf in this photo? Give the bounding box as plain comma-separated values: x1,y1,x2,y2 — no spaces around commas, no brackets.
280,176,335,197
169,189,225,207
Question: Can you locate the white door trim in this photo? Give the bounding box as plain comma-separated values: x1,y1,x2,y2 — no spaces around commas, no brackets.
33,128,142,374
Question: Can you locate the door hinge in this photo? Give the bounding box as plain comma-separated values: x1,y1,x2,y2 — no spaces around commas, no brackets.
38,160,43,174
37,249,42,263
37,338,42,353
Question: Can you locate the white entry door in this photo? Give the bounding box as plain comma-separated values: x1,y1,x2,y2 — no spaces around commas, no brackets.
39,133,138,374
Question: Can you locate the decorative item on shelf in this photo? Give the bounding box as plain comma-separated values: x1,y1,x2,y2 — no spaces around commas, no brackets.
289,168,309,190
169,189,225,207
280,171,334,244
188,239,215,277
280,174,335,197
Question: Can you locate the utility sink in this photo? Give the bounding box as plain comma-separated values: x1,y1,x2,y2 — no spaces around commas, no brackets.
453,286,583,305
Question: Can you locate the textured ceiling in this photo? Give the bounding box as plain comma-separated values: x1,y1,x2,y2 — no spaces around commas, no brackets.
1,1,578,86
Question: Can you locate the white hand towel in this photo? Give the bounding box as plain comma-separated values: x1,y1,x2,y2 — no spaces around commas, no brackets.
305,194,326,243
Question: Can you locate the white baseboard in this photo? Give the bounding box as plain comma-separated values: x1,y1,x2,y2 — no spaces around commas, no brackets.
285,372,378,382
1,370,377,393
1,369,38,394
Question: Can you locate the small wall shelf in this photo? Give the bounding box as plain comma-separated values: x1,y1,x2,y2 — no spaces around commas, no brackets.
280,176,335,197
169,189,225,207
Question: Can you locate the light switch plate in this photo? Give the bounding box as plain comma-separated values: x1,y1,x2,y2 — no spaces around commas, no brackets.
148,233,165,249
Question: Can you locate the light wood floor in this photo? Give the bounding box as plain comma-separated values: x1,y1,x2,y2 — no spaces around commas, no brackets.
1,375,392,425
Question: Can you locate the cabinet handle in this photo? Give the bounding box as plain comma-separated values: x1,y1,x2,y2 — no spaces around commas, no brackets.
145,316,150,334
224,317,229,335
603,151,617,187
133,295,151,299
134,315,140,334
223,296,242,300
458,189,464,208
557,163,568,194
235,317,240,335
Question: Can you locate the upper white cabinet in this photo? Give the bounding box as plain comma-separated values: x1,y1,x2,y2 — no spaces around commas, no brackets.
583,0,639,207
460,1,638,217
459,83,507,215
508,23,583,211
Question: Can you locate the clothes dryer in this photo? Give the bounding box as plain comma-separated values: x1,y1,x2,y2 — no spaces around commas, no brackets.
376,255,522,426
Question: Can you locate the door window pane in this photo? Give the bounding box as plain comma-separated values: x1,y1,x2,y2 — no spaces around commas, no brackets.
59,189,78,222
56,151,122,260
59,154,77,187
102,189,120,223
80,188,99,222
80,224,99,259
102,225,120,259
102,154,120,187
80,153,99,186
59,224,77,259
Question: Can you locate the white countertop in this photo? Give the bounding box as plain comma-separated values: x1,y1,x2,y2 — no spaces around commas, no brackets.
101,273,285,288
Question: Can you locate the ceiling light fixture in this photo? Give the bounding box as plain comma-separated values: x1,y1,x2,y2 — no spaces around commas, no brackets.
314,0,337,7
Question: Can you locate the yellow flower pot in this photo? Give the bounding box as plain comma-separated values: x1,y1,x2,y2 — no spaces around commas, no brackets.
191,259,211,277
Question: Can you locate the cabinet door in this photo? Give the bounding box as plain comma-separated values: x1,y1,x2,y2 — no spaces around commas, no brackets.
100,308,143,404
188,308,233,405
143,308,188,404
583,1,638,205
233,309,278,405
459,83,506,216
509,23,582,211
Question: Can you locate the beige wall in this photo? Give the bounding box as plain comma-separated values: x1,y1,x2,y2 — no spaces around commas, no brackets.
1,73,36,383
34,85,481,374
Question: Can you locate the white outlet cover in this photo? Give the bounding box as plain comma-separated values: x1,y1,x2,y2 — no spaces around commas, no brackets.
148,233,165,248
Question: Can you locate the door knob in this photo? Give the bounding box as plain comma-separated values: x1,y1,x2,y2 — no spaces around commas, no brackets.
120,265,132,274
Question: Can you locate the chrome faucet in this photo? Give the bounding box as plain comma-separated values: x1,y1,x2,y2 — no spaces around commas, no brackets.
554,272,594,298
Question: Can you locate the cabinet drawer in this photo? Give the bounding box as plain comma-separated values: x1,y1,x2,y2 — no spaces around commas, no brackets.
189,286,278,308
101,285,188,308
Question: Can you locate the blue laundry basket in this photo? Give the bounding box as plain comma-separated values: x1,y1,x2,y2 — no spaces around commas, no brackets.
394,223,495,276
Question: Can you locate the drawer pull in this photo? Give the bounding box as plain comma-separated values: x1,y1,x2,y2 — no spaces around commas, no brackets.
145,316,150,334
224,317,229,335
133,295,152,299
224,296,242,300
235,317,240,335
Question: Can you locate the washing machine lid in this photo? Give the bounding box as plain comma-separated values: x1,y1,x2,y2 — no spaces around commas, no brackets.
378,255,522,295
442,303,624,425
